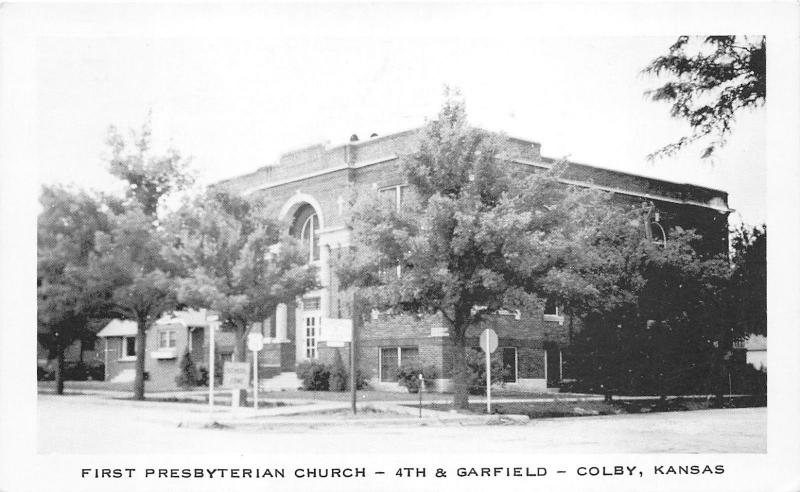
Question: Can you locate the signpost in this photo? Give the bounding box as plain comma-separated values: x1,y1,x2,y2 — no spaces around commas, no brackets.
247,332,264,411
479,328,498,414
207,315,219,413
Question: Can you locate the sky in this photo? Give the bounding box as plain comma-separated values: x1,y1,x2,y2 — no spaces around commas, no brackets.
33,4,766,226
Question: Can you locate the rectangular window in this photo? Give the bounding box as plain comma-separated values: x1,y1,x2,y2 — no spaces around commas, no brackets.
158,330,176,349
501,347,518,383
378,184,408,210
544,299,559,316
400,347,419,366
305,316,317,359
123,336,136,357
379,346,420,382
303,297,321,311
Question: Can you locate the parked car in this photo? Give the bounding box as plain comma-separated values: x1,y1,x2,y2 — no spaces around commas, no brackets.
37,360,105,381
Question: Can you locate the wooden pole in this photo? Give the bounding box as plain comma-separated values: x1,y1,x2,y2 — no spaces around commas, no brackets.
351,292,359,415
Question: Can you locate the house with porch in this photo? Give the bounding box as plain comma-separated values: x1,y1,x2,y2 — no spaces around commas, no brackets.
97,309,236,388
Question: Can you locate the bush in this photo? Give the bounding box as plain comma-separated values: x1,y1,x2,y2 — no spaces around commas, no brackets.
175,351,200,388
354,366,371,390
397,363,437,393
466,349,509,395
197,362,224,387
296,361,330,391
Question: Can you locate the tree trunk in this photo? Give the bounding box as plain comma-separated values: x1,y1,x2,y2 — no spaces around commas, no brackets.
232,322,249,405
55,338,65,395
133,320,147,401
234,324,248,362
451,341,469,410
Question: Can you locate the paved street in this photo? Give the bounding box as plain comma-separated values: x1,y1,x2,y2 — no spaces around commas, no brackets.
38,394,765,454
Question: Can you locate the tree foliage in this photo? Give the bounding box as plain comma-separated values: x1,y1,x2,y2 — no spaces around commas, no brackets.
84,122,193,400
338,94,631,409
165,191,319,361
37,185,119,394
728,224,766,336
643,36,766,160
106,118,195,217
565,227,733,399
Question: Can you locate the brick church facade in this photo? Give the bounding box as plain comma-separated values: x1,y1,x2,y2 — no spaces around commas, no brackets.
217,129,730,392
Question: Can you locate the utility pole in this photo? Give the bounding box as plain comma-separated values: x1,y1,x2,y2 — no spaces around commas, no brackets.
350,292,360,415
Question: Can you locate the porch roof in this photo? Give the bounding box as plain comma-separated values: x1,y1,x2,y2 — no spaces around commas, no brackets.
96,319,138,337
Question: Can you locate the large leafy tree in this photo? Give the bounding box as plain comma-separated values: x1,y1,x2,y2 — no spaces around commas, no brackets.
564,224,733,402
85,207,181,400
37,186,120,394
338,96,629,409
165,191,319,362
643,35,766,160
84,122,194,400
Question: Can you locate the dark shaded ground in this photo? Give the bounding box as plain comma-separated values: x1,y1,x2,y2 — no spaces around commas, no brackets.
410,395,766,418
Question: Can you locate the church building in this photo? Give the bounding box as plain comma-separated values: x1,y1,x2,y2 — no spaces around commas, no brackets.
216,128,730,392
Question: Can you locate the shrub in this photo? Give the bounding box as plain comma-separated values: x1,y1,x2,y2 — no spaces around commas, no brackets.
354,366,371,390
197,362,224,387
175,350,200,388
296,360,330,391
329,351,348,392
397,363,437,393
466,349,508,395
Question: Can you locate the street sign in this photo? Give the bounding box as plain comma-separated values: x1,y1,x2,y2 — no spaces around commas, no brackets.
320,317,353,342
222,362,250,389
247,332,264,352
479,328,498,354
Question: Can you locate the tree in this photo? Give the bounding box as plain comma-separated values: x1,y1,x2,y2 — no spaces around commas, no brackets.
106,119,194,217
85,207,180,400
84,122,194,400
338,94,627,409
165,191,319,362
643,36,766,160
562,219,735,402
37,185,119,394
729,224,766,336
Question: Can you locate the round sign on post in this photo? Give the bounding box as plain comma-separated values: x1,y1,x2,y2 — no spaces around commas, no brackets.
247,332,264,352
479,328,498,354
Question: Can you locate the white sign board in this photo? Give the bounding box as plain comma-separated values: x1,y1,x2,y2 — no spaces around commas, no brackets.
480,328,498,354
222,362,250,389
320,318,353,343
247,332,264,352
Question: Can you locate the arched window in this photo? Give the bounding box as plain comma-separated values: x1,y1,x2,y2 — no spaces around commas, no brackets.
291,204,320,262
